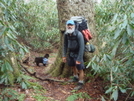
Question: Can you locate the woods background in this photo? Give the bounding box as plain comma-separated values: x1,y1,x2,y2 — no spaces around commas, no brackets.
0,0,134,100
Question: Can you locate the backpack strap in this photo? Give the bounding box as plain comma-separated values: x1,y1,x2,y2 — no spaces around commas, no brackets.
66,30,79,41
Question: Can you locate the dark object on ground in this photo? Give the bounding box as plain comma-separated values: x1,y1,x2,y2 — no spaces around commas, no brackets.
23,57,29,65
33,54,49,66
74,82,84,90
68,77,79,82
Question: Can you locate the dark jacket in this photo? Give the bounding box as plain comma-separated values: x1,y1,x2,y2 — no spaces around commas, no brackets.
63,30,84,62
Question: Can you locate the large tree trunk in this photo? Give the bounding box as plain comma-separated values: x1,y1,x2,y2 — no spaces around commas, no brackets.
49,0,96,77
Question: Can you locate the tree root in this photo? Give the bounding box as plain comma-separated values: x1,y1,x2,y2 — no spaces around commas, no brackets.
21,64,65,83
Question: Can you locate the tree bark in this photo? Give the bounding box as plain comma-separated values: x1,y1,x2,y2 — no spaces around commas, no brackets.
49,0,96,77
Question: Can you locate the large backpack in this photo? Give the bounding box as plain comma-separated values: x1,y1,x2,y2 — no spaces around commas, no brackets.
70,16,95,53
70,16,92,43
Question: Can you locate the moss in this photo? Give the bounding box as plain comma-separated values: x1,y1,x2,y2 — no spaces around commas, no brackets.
8,72,15,85
9,53,21,78
48,57,61,75
3,52,21,85
60,64,72,77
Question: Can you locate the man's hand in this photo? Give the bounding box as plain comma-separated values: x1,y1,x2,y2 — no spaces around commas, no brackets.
62,57,66,63
76,61,81,64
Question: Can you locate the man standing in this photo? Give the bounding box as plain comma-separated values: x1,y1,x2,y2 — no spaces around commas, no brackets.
62,20,85,90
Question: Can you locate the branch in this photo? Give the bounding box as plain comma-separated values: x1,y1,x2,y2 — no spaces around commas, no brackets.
21,64,65,83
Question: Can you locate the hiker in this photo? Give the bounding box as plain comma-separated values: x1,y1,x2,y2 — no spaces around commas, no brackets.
62,20,85,90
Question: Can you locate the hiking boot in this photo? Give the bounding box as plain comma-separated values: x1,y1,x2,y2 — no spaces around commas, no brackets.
74,82,84,90
68,77,79,82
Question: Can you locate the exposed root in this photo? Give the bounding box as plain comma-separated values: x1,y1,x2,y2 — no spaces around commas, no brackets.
21,64,65,83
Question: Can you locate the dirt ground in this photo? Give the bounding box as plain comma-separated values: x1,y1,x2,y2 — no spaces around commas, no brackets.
23,51,104,101
22,50,130,101
0,51,128,101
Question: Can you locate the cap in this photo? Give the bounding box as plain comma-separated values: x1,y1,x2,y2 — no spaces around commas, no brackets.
66,20,75,25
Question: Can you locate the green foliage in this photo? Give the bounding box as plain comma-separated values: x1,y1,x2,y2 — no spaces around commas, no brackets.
0,60,15,85
0,88,26,101
89,0,134,100
16,74,35,89
0,85,48,101
32,88,48,101
66,92,91,101
16,0,59,52
0,0,29,85
0,0,59,88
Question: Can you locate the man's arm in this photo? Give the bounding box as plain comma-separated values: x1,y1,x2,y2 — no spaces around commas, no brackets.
76,32,85,62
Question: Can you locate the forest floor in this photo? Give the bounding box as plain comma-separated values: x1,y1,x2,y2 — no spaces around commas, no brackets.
0,50,127,101
23,50,105,101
